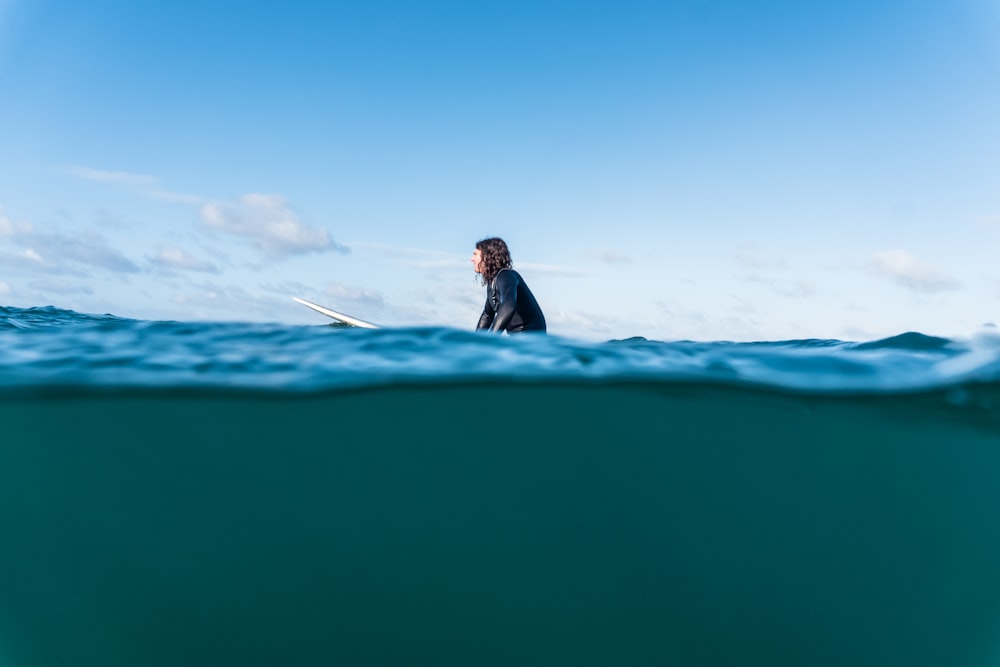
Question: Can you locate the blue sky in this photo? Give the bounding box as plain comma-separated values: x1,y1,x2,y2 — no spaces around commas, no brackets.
1,0,998,340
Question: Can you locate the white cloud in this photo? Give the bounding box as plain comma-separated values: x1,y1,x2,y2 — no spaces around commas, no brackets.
20,248,43,263
0,206,32,237
0,281,10,295
65,167,347,261
0,248,59,274
149,246,219,273
64,166,202,204
871,249,961,293
43,230,141,273
66,166,159,188
201,194,345,258
1,208,140,274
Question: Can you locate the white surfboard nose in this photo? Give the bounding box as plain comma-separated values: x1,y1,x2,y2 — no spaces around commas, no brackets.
293,297,380,329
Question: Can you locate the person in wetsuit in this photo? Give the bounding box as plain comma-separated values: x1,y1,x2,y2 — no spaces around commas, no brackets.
471,237,547,334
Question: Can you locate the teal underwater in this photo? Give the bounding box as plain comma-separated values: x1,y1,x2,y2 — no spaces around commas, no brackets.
2,305,1000,667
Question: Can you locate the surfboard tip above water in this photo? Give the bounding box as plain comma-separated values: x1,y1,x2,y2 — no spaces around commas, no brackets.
293,297,380,329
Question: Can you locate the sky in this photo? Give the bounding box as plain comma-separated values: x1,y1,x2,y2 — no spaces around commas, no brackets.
1,0,999,341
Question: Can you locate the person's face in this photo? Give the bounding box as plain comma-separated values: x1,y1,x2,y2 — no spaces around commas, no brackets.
471,248,483,274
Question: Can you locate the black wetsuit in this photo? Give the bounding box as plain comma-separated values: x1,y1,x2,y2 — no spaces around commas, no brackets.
476,268,547,334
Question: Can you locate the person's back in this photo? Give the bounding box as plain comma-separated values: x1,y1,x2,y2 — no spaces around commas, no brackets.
470,238,546,334
479,268,546,333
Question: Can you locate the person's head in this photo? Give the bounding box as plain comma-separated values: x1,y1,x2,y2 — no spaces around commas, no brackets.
471,237,512,284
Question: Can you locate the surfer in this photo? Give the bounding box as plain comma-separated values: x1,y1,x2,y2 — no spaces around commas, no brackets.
472,237,547,334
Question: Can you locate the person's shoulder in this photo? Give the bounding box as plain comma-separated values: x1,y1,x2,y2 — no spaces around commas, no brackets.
493,268,520,288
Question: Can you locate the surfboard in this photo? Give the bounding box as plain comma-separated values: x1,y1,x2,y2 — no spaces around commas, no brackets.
293,297,380,329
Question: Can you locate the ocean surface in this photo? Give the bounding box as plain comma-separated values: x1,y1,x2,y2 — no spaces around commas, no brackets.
2,305,1000,667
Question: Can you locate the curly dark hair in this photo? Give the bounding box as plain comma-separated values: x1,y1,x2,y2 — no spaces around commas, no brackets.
476,237,513,284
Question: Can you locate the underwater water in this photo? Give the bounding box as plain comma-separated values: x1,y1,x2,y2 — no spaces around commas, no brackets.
2,305,1000,667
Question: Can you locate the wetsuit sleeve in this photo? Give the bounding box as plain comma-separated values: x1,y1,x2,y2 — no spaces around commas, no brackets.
489,271,519,333
476,297,495,331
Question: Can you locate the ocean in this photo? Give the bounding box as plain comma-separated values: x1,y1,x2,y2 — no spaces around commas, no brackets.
2,305,1000,667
